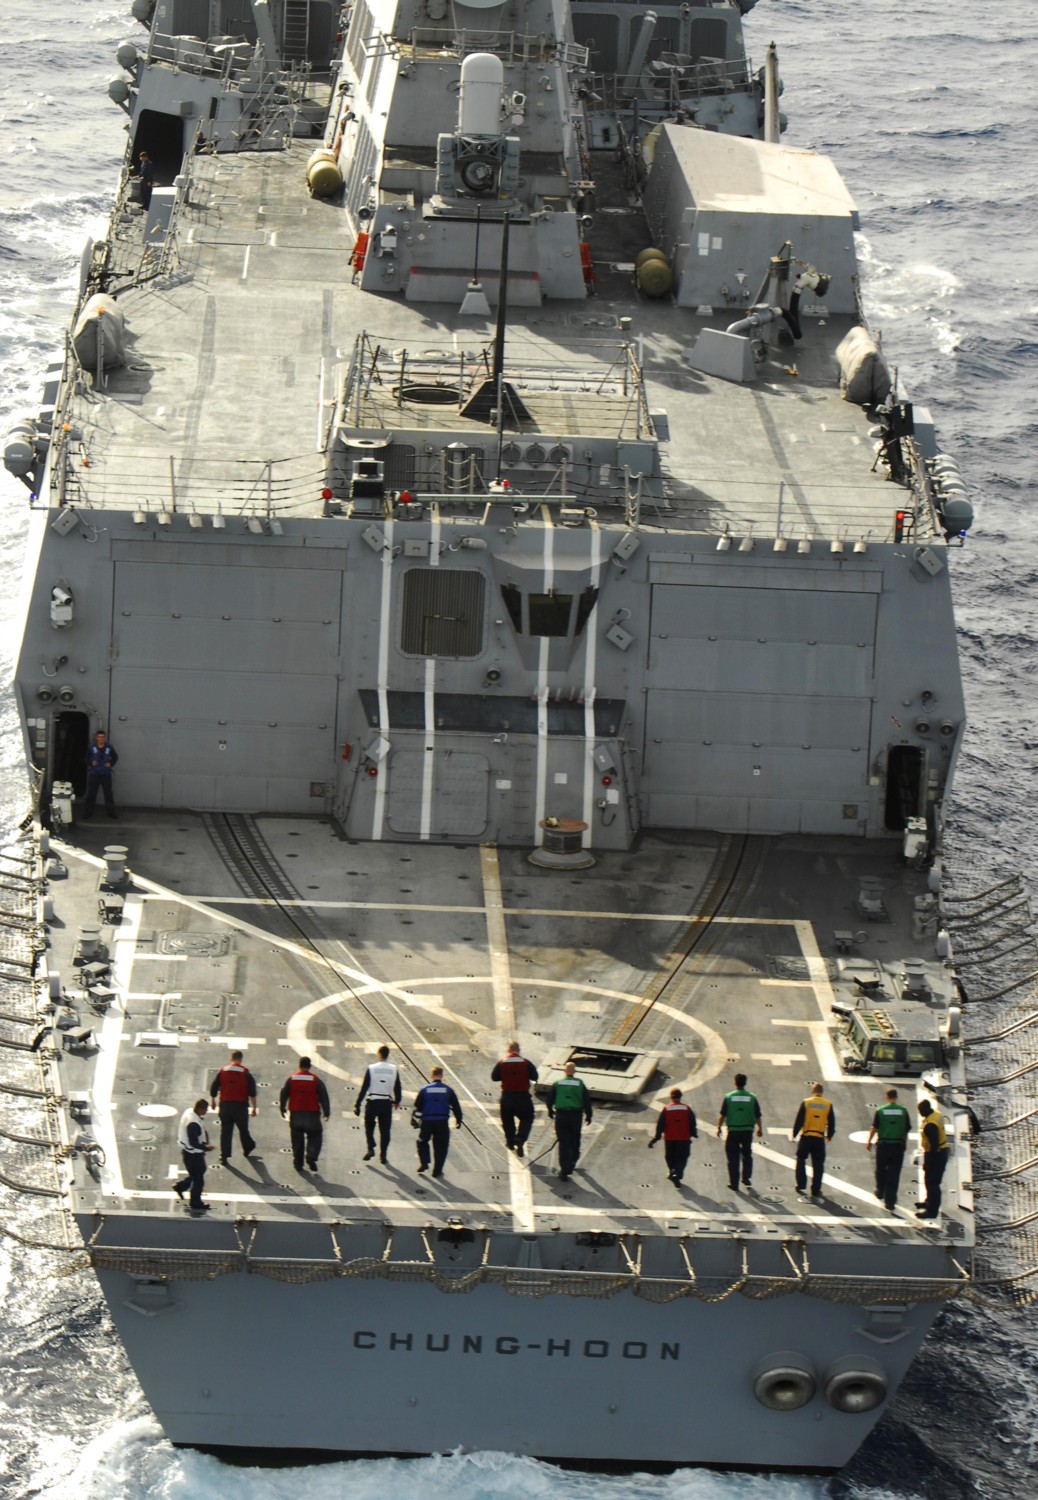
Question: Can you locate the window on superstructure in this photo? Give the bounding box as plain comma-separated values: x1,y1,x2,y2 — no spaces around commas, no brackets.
501,584,523,633
574,585,599,636
401,569,485,657
529,592,573,637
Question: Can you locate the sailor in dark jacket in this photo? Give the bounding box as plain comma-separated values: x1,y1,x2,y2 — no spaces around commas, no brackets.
649,1088,698,1186
546,1062,593,1181
491,1040,539,1157
413,1066,463,1178
84,729,118,818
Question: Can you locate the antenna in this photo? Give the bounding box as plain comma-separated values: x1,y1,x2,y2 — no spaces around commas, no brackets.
459,205,491,316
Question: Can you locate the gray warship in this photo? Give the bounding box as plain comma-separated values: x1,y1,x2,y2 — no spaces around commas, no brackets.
4,0,1033,1475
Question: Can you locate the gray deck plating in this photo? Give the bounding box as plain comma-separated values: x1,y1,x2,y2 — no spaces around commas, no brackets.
76,141,897,542
57,812,971,1250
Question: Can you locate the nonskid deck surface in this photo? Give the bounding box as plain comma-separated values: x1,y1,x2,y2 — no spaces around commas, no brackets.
57,812,970,1246
79,141,894,539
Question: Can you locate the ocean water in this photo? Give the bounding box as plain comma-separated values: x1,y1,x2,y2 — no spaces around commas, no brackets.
0,0,1036,1496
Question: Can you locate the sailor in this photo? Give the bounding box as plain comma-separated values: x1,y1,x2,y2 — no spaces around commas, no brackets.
716,1073,763,1191
279,1056,331,1173
136,149,154,209
546,1061,593,1181
649,1087,697,1186
916,1098,950,1219
866,1086,912,1210
791,1082,836,1198
413,1065,463,1178
354,1043,402,1163
491,1040,539,1158
83,729,118,819
209,1048,258,1164
173,1098,214,1214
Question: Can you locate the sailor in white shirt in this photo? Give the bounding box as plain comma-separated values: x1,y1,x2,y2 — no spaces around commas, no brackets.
354,1043,402,1163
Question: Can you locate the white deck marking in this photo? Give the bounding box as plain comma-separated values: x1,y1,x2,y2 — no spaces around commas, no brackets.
581,524,603,836
372,519,395,840
93,892,147,1195
533,519,554,841
759,978,816,987
479,845,534,1232
752,1142,890,1208
241,244,251,280
163,897,793,924
315,357,325,450
129,1183,933,1232
792,919,845,1080
420,657,436,841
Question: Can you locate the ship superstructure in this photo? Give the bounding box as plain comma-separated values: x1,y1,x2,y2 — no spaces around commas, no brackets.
0,0,1006,1472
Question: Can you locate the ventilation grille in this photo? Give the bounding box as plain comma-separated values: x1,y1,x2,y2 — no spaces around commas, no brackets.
401,569,486,658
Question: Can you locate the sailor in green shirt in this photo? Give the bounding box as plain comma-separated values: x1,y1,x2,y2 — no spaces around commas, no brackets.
716,1072,763,1191
865,1087,912,1211
546,1061,593,1181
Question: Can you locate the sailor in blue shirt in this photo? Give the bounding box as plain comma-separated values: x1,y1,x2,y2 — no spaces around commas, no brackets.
84,729,119,818
413,1066,463,1178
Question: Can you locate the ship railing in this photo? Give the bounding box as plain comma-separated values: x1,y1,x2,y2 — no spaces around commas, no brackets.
144,31,256,84
659,471,938,546
407,28,588,68
0,824,85,1267
340,333,654,439
230,62,311,152
79,1221,981,1307
588,52,752,114
940,855,1038,1304
43,450,325,518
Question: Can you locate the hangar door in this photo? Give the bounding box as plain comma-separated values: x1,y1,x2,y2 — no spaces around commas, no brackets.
109,557,342,812
644,582,878,834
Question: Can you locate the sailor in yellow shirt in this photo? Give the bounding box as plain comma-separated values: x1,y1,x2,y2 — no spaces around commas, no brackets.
916,1098,949,1219
791,1082,835,1198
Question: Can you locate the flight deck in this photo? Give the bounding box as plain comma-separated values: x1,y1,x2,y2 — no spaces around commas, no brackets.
53,813,972,1251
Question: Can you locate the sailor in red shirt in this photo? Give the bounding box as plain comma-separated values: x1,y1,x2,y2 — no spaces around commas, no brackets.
279,1056,331,1173
649,1088,698,1187
209,1049,258,1164
490,1040,539,1158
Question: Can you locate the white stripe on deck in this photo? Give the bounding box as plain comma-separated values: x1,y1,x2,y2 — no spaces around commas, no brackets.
792,919,845,1080
93,892,147,1196
479,844,535,1233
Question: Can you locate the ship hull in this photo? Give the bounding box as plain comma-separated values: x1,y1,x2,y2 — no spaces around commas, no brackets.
95,1254,941,1467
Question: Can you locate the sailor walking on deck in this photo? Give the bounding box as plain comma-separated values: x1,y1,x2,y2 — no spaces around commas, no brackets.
546,1061,593,1181
649,1088,697,1186
916,1098,950,1219
866,1087,911,1210
717,1073,763,1190
354,1043,402,1163
413,1066,463,1178
491,1040,539,1158
173,1098,214,1213
209,1049,257,1164
792,1082,835,1198
279,1057,331,1173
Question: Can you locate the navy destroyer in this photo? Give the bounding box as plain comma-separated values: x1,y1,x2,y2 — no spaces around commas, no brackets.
3,0,1034,1474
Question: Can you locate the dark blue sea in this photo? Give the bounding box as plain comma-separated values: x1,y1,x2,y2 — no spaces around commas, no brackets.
0,0,1035,1495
